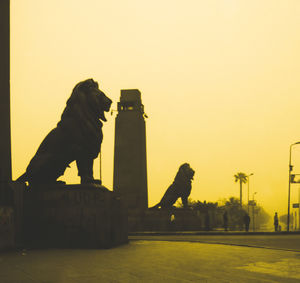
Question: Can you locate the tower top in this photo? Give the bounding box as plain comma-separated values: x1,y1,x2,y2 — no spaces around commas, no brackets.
120,89,141,102
118,89,144,113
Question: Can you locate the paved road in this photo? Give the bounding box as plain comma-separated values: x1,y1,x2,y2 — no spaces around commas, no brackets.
1,237,300,282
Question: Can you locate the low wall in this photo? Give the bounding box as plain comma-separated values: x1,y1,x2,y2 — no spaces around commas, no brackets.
142,209,203,231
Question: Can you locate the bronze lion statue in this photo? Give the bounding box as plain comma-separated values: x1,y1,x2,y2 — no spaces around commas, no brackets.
150,163,195,209
17,79,112,186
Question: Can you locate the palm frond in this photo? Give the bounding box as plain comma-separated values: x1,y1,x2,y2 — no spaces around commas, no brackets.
234,172,248,183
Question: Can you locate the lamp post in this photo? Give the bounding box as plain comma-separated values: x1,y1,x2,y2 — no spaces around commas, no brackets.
288,142,300,232
99,152,102,183
247,173,254,214
252,192,257,231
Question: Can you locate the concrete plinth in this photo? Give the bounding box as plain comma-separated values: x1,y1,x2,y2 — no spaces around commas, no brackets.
13,183,128,249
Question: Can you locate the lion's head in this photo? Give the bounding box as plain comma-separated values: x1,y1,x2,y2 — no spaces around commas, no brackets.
69,79,112,122
175,163,195,183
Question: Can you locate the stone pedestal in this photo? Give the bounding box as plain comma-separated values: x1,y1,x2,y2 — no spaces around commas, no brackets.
13,183,128,248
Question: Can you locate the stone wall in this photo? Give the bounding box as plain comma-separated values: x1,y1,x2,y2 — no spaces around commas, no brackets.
130,208,224,232
142,209,203,231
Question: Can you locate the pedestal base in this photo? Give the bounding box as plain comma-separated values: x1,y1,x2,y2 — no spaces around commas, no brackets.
0,206,14,250
14,183,128,249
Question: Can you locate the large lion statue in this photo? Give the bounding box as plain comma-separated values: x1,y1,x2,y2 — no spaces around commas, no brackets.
150,163,195,209
17,79,112,186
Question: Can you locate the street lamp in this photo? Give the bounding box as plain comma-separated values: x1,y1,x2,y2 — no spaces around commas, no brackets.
252,192,257,231
247,173,254,214
288,142,300,232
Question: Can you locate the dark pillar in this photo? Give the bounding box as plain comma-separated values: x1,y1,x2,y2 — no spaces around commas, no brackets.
0,0,12,205
113,90,148,215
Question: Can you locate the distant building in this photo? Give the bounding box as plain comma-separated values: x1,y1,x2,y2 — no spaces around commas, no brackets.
113,89,148,215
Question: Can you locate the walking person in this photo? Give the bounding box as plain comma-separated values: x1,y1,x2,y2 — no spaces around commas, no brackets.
243,212,250,232
223,211,228,231
205,211,210,231
274,212,279,232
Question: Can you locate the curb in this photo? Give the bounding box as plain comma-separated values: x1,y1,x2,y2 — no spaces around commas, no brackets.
129,231,300,236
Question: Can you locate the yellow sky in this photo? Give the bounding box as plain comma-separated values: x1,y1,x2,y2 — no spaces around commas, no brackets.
10,0,300,216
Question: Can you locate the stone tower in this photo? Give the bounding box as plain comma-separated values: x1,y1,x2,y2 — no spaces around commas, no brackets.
113,89,148,213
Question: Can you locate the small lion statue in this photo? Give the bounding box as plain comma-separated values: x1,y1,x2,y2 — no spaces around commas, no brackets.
17,79,112,186
150,163,195,209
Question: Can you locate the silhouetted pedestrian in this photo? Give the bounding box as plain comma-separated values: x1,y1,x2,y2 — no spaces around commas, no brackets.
243,212,250,232
274,212,279,232
205,211,210,231
223,211,228,231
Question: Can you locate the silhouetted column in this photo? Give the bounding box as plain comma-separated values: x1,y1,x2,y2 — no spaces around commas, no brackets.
0,0,12,205
113,90,148,214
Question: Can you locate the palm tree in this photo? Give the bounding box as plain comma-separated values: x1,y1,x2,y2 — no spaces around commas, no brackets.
234,172,248,206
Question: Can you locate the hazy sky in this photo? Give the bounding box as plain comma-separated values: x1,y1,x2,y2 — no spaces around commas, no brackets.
11,0,300,216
